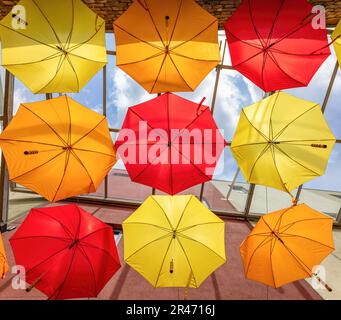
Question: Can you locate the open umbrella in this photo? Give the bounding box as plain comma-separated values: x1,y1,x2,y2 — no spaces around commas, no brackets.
240,204,334,290
224,0,330,92
230,92,335,196
123,195,226,291
0,232,9,279
10,204,121,300
113,0,220,93
332,19,341,67
0,0,107,93
115,92,226,195
0,95,116,202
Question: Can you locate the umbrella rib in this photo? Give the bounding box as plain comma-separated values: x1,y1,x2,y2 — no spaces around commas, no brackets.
78,226,112,243
241,109,269,142
273,104,319,141
32,209,74,239
71,117,106,146
35,53,67,94
10,235,70,242
154,237,174,287
80,241,121,265
77,244,97,296
21,105,68,147
138,0,166,48
269,237,277,288
67,21,106,53
265,0,286,48
177,221,224,233
170,108,210,143
279,217,333,233
273,144,321,176
168,53,193,91
69,149,96,192
150,53,168,93
169,50,220,63
166,94,173,195
0,23,60,51
168,0,183,46
175,237,198,287
224,29,263,51
247,144,271,182
280,233,334,250
116,52,165,67
269,145,289,192
247,0,267,48
72,147,116,158
177,233,226,261
31,0,63,47
65,95,72,146
260,51,268,91
0,138,63,148
67,51,107,64
174,196,193,231
122,222,172,233
52,150,71,202
125,233,173,261
231,141,268,149
113,24,164,51
2,52,63,67
151,196,174,230
48,243,78,300
268,91,281,142
65,54,80,91
10,150,65,181
64,0,75,51
169,19,217,51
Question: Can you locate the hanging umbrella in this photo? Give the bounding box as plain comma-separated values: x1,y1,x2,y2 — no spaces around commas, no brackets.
240,204,334,290
0,0,107,93
332,19,341,67
113,0,220,93
0,232,9,279
0,95,116,202
224,0,331,92
123,195,226,290
230,92,335,196
10,204,121,300
115,92,226,195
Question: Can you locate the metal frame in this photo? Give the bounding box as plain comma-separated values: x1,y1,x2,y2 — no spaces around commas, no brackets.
3,31,341,227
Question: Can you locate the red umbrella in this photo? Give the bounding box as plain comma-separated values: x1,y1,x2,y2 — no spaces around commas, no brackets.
10,204,121,300
115,92,226,195
224,0,331,92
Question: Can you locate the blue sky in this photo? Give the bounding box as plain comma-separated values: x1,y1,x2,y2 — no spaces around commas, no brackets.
10,32,341,192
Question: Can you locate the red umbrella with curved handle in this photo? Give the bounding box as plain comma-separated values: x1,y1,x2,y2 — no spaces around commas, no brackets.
224,0,331,92
10,204,121,300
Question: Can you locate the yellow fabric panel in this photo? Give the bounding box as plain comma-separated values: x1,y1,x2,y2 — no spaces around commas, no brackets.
0,233,9,279
122,195,226,288
231,92,335,193
114,0,220,93
332,20,341,68
0,0,106,93
240,204,334,288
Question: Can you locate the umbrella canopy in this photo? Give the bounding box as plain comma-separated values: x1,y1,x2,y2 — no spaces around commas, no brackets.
10,204,121,300
123,195,226,288
113,0,220,93
224,0,330,92
230,92,335,195
0,95,116,202
115,92,226,195
0,0,107,93
240,204,334,288
0,232,9,279
332,19,341,67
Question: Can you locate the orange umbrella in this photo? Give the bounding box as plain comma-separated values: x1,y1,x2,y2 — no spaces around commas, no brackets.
113,0,220,93
0,96,116,202
240,204,334,290
0,232,9,279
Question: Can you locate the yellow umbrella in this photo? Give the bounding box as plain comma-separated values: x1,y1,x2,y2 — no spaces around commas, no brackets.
0,95,116,202
113,0,220,93
0,0,107,93
332,19,341,67
0,232,9,279
123,195,226,289
231,92,335,195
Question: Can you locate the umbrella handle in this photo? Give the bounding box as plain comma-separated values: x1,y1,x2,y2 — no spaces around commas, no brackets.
314,274,332,292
